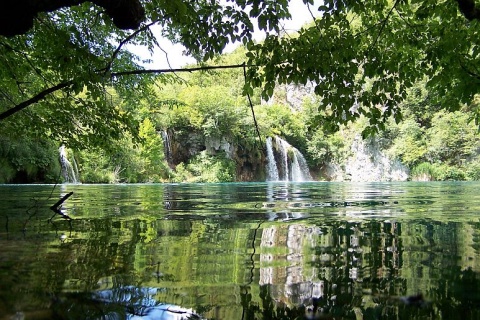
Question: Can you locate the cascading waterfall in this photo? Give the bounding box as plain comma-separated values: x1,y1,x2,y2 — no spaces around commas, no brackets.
161,129,173,165
265,136,312,182
291,148,311,181
266,137,280,181
276,137,289,180
59,145,79,183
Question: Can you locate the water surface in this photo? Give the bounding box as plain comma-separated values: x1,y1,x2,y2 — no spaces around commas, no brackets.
1,182,480,319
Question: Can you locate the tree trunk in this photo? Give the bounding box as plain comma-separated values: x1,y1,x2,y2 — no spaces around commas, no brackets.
0,0,145,37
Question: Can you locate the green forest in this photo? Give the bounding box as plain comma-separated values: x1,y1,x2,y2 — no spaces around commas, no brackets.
1,0,480,183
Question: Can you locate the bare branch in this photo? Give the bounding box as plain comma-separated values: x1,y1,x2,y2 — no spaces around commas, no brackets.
50,191,74,220
156,42,188,82
102,20,159,75
111,63,248,77
0,63,255,121
243,62,263,150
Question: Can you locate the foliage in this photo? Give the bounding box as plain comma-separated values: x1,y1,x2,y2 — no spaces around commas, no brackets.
1,0,480,148
152,80,253,141
306,130,345,166
0,0,290,148
410,162,435,181
387,118,427,167
178,85,247,138
254,103,306,144
384,80,480,181
465,158,480,180
77,148,121,183
1,0,480,183
409,158,480,182
77,124,171,183
0,12,143,149
426,110,480,165
0,136,61,183
433,164,467,181
399,78,442,129
172,151,236,183
244,0,480,137
138,118,171,182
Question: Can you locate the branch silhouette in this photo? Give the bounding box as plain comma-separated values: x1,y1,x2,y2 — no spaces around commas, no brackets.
0,63,254,121
50,191,74,220
0,81,73,121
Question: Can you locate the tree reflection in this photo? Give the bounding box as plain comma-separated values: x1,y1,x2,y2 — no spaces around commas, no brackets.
238,218,480,319
3,184,480,319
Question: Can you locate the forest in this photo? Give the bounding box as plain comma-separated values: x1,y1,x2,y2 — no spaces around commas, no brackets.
2,3,480,318
1,0,480,183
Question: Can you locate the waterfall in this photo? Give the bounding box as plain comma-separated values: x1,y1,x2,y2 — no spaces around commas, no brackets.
161,129,173,165
275,136,289,181
291,148,312,181
265,136,312,182
59,145,79,183
266,137,279,181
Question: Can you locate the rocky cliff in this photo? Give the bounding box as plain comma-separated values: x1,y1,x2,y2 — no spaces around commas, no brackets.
162,128,266,181
322,136,409,182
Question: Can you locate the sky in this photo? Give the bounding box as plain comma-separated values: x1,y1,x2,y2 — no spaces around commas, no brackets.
128,0,321,69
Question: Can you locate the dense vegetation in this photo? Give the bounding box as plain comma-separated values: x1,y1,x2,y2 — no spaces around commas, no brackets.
1,46,479,183
1,0,480,182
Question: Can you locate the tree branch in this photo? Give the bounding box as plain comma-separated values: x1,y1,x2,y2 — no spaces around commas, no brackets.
0,80,72,121
370,0,401,49
0,63,257,121
0,0,145,37
243,62,263,149
111,63,248,77
102,20,159,75
456,0,480,21
50,191,74,220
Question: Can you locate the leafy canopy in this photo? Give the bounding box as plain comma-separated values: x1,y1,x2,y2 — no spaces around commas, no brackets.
245,0,480,135
0,0,479,146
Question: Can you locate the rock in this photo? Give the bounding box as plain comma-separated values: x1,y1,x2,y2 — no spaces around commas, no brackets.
325,136,409,182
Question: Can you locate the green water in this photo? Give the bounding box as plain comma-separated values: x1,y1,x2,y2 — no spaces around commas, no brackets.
1,182,480,319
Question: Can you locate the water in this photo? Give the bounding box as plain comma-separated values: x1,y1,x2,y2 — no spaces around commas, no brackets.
1,182,480,319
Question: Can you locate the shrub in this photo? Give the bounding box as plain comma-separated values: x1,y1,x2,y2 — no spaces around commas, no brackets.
411,162,467,181
0,137,61,183
465,159,480,181
433,164,466,181
410,162,436,181
173,151,236,183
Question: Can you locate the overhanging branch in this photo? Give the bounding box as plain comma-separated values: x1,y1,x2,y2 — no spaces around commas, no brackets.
0,80,73,121
102,20,159,75
111,63,248,77
243,62,263,149
0,63,257,121
370,0,401,49
0,0,145,37
456,0,480,21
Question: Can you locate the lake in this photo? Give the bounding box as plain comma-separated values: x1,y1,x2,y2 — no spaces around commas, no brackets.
1,182,480,319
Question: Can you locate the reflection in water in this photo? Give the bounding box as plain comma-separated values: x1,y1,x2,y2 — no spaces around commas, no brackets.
0,182,480,319
53,286,202,319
